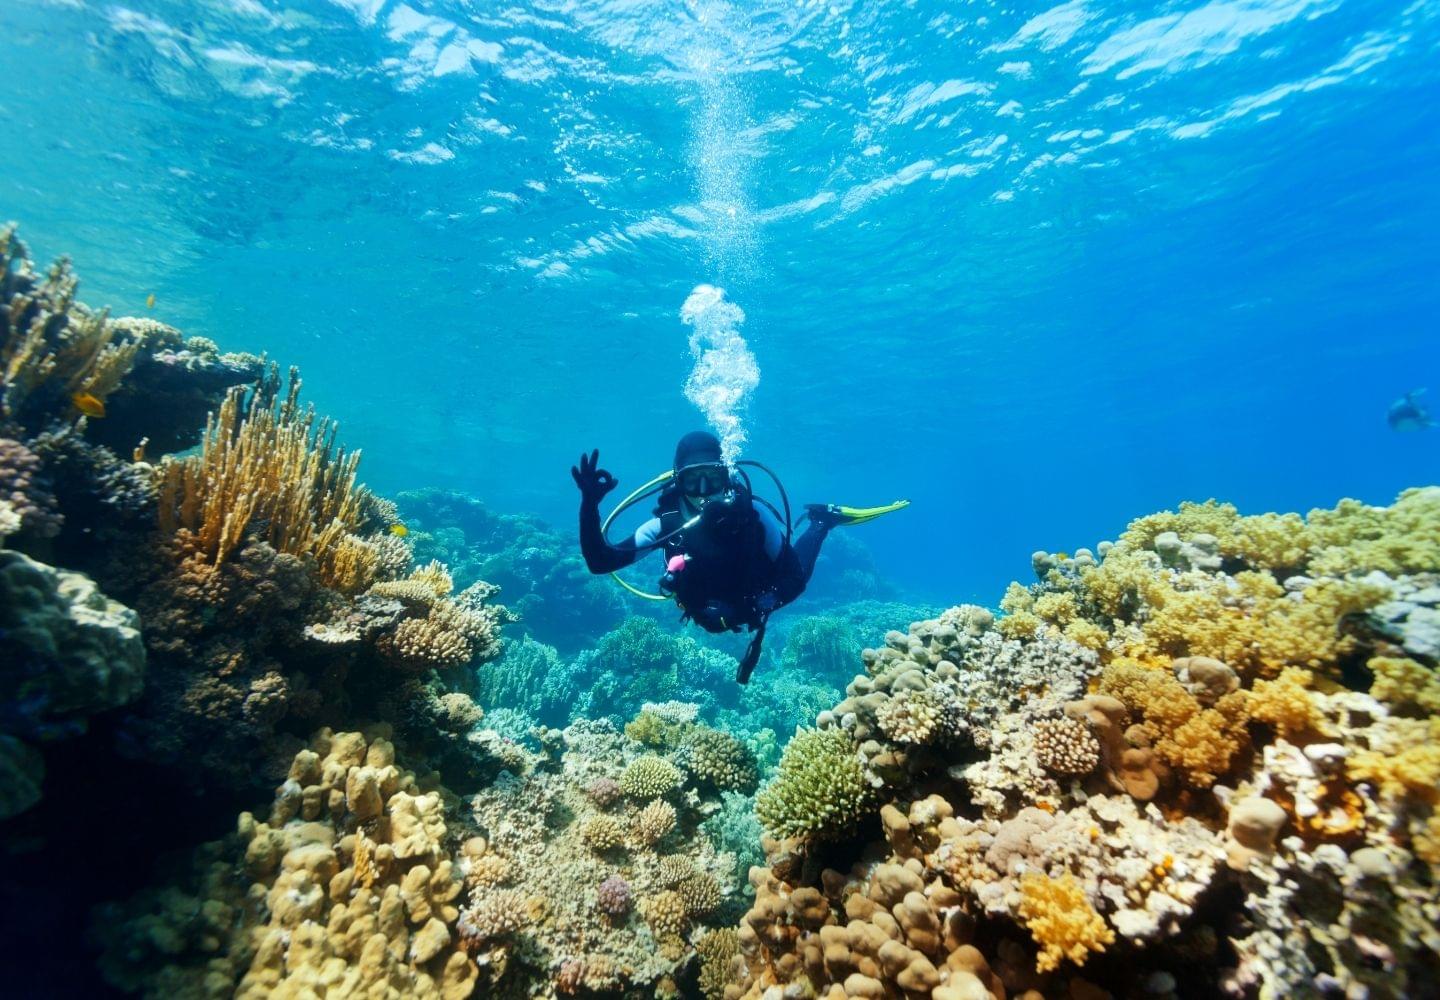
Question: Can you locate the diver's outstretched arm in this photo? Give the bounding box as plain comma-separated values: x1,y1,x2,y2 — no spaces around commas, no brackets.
572,449,640,574
578,499,641,573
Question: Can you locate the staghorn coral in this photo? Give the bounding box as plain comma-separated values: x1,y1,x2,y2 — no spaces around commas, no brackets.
676,871,724,917
643,890,689,958
635,798,678,847
695,927,740,1000
1,225,141,428
156,366,372,591
1017,871,1116,972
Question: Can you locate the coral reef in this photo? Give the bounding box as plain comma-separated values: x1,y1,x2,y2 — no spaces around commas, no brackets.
0,549,145,817
397,487,627,652
95,730,479,999
463,718,743,994
728,489,1440,999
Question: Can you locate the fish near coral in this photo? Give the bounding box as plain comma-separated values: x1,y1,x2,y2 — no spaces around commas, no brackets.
71,392,106,418
389,523,409,537
145,292,156,309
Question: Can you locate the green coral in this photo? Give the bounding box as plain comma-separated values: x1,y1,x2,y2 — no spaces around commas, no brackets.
682,727,759,794
625,709,690,749
619,754,683,799
755,727,874,842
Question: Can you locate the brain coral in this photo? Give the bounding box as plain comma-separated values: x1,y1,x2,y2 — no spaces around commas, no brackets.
754,727,874,842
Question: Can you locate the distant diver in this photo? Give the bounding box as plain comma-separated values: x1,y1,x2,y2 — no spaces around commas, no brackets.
572,431,908,684
1387,388,1437,431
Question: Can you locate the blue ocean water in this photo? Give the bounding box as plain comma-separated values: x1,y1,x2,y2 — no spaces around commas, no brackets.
1,0,1437,608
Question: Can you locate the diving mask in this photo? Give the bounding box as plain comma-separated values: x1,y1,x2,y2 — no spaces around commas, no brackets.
676,461,729,499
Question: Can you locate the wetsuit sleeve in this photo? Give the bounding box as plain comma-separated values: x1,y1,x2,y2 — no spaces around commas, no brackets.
578,498,642,574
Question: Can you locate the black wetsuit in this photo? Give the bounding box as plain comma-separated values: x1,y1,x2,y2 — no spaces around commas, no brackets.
577,487,829,629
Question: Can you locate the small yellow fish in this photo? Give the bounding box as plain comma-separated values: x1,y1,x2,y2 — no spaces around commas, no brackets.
389,523,409,537
145,292,156,309
71,392,106,418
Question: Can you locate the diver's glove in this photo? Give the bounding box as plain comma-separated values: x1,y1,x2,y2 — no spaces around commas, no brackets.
571,449,619,507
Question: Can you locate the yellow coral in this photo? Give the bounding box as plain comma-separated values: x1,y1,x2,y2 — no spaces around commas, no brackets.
1249,667,1322,738
1349,739,1440,803
997,610,1041,640
1099,661,1249,787
1017,872,1114,973
410,559,455,597
1369,656,1440,715
1079,548,1168,620
1308,488,1440,576
1063,618,1110,652
1034,591,1078,626
1115,569,1383,681
1117,500,1313,570
157,367,368,586
999,581,1033,614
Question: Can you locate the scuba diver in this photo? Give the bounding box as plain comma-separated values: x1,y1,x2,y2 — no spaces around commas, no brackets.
572,431,907,684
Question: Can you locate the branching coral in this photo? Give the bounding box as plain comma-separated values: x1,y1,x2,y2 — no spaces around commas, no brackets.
754,727,874,842
1,225,141,427
156,367,371,590
620,755,682,799
1018,871,1116,972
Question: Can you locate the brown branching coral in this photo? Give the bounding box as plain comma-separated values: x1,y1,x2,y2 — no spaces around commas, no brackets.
156,366,372,591
1,224,140,426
